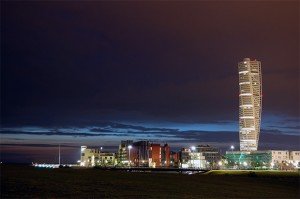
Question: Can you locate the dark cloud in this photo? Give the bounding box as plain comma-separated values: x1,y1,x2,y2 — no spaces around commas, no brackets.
1,1,299,127
0,143,77,148
267,125,300,130
1,123,299,147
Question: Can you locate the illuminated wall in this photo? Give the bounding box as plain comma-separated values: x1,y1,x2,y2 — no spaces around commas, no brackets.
238,58,262,151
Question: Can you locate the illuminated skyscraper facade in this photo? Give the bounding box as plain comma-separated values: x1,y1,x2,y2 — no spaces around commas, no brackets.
238,58,262,151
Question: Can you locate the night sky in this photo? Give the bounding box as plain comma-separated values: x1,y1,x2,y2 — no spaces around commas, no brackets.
1,1,299,163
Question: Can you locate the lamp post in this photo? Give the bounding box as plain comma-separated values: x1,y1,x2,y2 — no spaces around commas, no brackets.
230,145,234,152
128,145,132,167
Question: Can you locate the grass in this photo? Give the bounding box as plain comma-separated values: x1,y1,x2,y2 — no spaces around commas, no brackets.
1,165,300,198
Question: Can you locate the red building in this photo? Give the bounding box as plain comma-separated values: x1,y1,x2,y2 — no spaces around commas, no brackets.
170,151,180,167
150,144,161,167
161,143,170,167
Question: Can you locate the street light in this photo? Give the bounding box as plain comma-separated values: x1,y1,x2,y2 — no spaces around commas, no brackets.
230,145,234,152
128,145,132,167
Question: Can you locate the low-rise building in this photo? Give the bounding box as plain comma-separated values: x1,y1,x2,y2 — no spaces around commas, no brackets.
80,146,101,167
197,145,221,169
80,146,116,167
289,151,300,168
225,150,300,169
179,148,206,169
270,150,289,165
99,152,116,167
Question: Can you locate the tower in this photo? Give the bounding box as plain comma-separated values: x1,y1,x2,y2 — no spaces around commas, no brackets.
238,58,262,151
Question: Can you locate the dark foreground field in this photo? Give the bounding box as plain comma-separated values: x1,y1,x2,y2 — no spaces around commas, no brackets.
1,165,300,198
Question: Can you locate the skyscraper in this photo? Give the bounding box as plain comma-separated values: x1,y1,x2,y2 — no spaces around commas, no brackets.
238,58,262,151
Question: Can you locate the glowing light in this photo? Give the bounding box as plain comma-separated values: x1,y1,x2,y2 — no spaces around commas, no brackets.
191,146,196,151
239,70,248,74
239,93,252,96
240,116,255,119
239,104,253,108
239,82,250,85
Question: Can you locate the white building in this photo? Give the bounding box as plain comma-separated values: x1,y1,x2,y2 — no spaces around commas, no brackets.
190,152,206,169
80,146,101,167
80,146,116,167
289,151,300,168
180,148,206,169
270,150,289,164
238,58,262,151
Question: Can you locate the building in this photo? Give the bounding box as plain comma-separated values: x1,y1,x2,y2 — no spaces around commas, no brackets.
170,151,180,167
179,148,206,169
80,146,101,167
117,140,133,166
179,148,191,168
149,144,161,168
131,141,150,167
225,151,271,169
117,140,171,167
161,143,170,167
197,145,221,168
225,150,300,170
238,58,262,151
270,150,289,165
289,151,300,168
98,152,116,167
80,146,116,167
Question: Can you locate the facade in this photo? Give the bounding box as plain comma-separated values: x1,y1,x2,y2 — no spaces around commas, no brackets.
225,150,300,169
80,146,116,167
132,141,150,167
99,152,116,166
197,145,221,168
179,148,206,169
225,151,271,169
161,144,170,167
289,151,300,168
80,146,100,167
170,151,179,167
238,58,262,151
149,144,161,167
180,148,191,168
117,140,171,168
270,150,289,165
190,151,206,168
117,140,133,165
